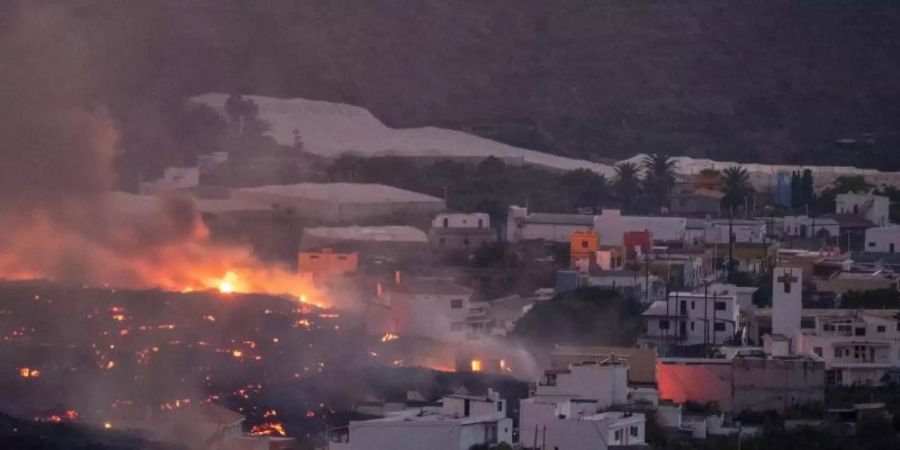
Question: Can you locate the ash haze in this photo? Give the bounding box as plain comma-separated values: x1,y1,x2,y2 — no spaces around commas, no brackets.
2,2,900,450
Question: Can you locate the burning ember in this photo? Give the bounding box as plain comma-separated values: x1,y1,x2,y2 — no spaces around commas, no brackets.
380,333,399,342
250,422,286,436
19,367,40,378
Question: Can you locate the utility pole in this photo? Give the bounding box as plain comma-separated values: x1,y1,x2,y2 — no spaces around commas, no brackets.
728,208,735,283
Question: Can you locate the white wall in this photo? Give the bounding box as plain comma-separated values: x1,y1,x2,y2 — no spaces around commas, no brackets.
865,226,900,253
837,193,889,226
772,267,802,341
535,364,628,408
433,213,490,229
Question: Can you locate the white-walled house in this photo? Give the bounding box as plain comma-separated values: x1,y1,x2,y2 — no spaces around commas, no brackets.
792,309,900,385
642,292,739,347
433,212,490,229
329,391,512,450
520,359,646,450
865,226,900,253
533,361,629,408
519,405,646,450
506,206,594,243
781,216,841,240
836,192,890,227
703,219,767,244
592,209,687,246
366,277,473,343
430,212,497,251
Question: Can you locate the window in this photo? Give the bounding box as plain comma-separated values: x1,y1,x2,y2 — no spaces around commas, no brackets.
690,321,695,331
497,401,503,412
463,238,470,246
814,347,823,357
614,429,623,442
877,325,886,333
801,317,816,329
478,219,484,228
450,299,463,309
309,254,319,259
450,322,463,331
630,426,639,437
581,240,588,248
714,301,726,311
691,301,695,310
337,255,347,260
834,348,841,358
855,327,866,336
443,218,449,227
659,320,670,330
869,242,876,247
714,322,726,332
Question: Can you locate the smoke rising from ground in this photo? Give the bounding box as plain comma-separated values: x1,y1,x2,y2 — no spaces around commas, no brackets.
0,3,313,299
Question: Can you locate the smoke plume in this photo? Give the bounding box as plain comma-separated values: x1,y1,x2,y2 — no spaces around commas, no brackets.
0,3,314,301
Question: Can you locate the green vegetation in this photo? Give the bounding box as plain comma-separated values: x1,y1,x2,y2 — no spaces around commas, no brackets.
642,153,676,213
327,156,614,220
508,287,643,356
721,166,754,215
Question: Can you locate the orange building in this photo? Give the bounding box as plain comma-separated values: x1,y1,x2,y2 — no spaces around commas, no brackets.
297,248,358,279
570,230,599,269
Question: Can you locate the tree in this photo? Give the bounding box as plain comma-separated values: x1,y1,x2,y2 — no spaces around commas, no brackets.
641,153,676,213
790,170,802,209
800,169,814,209
614,162,642,213
509,288,643,356
559,168,609,209
721,166,753,215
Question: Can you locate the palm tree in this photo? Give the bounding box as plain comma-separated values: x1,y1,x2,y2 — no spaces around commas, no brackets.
721,166,753,215
613,162,641,213
641,153,676,213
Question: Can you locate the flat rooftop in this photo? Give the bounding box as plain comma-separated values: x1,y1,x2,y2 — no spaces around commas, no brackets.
234,183,444,204
304,226,428,242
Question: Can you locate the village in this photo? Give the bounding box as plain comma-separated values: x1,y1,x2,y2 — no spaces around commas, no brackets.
8,1,900,449
5,91,891,449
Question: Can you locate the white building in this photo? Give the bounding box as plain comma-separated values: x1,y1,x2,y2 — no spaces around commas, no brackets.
781,216,841,240
367,277,474,344
520,359,646,450
586,271,666,304
642,291,739,347
506,206,594,243
865,226,900,253
329,391,512,450
430,212,497,251
233,183,446,224
772,267,802,342
791,309,900,385
592,209,687,246
703,219,767,244
704,283,758,311
836,192,890,227
533,361,629,408
519,406,645,450
139,167,200,194
433,213,490,229
759,266,900,385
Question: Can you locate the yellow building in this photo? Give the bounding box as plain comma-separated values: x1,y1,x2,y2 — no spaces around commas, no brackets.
297,248,358,279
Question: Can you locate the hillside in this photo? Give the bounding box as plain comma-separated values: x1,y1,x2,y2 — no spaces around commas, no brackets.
9,0,900,168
